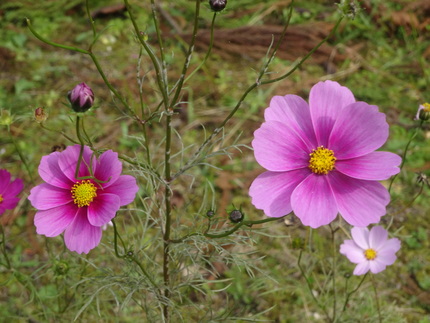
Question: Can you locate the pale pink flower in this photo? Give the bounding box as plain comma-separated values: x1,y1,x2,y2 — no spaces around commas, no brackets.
0,169,23,215
340,226,401,275
249,80,401,228
28,145,138,254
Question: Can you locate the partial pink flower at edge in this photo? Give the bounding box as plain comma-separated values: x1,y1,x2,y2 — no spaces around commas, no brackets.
340,226,401,275
249,80,402,228
28,145,139,254
0,169,24,215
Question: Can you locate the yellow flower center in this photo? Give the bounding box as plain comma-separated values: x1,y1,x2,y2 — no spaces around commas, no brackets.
423,102,430,112
71,180,97,207
364,248,377,260
0,194,3,203
308,146,336,175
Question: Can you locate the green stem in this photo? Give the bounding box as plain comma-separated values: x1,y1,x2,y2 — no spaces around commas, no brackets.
75,116,85,180
124,0,170,110
370,274,382,323
169,0,201,109
169,216,281,243
330,224,337,322
26,19,89,54
150,0,166,71
39,123,78,144
184,11,217,83
0,224,11,269
388,120,424,192
85,0,97,40
340,273,367,313
111,219,159,291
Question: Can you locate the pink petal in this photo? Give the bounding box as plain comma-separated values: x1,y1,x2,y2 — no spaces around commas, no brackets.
328,171,390,227
64,207,102,254
87,193,120,226
378,238,401,254
0,169,11,193
290,174,338,228
58,145,95,182
3,178,24,197
252,121,310,172
265,95,317,150
335,152,401,180
28,184,72,210
93,150,122,188
340,240,366,264
103,175,139,206
375,249,398,266
0,197,20,210
328,102,389,159
309,80,356,147
350,227,370,250
368,226,388,249
38,152,74,189
249,169,310,218
353,262,370,275
34,204,77,237
369,260,387,274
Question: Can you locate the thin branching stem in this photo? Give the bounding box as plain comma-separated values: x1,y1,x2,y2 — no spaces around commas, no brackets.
330,224,338,322
340,273,367,313
169,0,201,109
124,0,170,110
370,274,382,323
112,219,159,291
388,119,424,192
0,225,11,269
184,12,217,82
169,216,281,243
150,0,166,72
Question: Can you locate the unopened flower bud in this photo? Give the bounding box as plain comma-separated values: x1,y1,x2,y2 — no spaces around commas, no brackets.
415,103,430,121
209,0,227,12
229,209,244,223
53,260,69,277
34,107,48,123
206,210,215,218
67,82,94,113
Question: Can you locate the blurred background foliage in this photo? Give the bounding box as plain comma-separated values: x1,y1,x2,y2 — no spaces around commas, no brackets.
1,0,430,321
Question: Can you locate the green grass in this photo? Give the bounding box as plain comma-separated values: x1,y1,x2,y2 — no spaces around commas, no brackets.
1,0,430,321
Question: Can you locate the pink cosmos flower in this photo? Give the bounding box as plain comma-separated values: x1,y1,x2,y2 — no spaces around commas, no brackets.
249,80,401,228
28,145,139,254
340,226,401,275
0,169,24,215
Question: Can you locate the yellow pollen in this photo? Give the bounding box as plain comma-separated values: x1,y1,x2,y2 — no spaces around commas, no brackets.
0,194,3,203
423,103,430,112
71,180,97,207
308,146,336,175
364,248,377,260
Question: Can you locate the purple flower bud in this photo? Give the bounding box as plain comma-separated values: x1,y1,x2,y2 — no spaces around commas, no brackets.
209,0,227,12
67,83,94,113
415,103,430,121
34,107,48,123
229,209,244,223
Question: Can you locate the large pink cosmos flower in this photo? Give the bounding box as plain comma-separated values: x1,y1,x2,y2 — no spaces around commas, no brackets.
340,226,401,275
28,145,139,254
0,169,23,215
249,80,401,228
